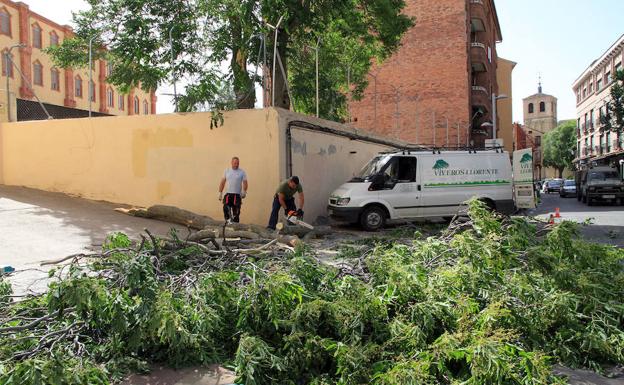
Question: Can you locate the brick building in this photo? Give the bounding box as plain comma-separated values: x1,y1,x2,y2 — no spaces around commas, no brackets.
0,0,155,121
349,0,504,148
522,83,558,179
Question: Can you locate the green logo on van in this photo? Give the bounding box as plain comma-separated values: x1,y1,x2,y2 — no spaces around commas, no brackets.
520,153,532,163
433,159,450,170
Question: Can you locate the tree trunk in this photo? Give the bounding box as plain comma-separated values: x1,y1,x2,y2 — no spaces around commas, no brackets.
558,168,564,179
271,28,290,110
231,21,255,109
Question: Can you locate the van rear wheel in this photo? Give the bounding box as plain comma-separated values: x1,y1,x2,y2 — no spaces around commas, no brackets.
360,206,386,231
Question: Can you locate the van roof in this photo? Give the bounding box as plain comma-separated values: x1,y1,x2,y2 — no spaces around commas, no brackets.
379,148,508,156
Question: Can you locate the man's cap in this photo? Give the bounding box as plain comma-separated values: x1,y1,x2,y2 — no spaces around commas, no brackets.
290,176,300,185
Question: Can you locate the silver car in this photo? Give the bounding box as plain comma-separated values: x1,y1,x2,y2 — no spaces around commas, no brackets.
559,179,576,197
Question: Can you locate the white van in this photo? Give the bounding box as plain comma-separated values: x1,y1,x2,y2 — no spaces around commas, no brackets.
328,149,515,230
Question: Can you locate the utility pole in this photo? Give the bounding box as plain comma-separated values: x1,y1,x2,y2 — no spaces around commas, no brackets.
267,16,285,108
88,36,95,118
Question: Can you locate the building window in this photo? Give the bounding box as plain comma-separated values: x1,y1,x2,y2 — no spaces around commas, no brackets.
535,136,541,146
539,101,545,112
605,71,612,84
588,82,593,93
32,23,42,49
106,63,113,77
582,88,586,98
107,88,114,107
75,76,83,98
50,68,60,91
134,96,139,114
1,50,13,77
528,103,534,113
33,61,43,86
616,62,622,73
597,78,602,91
50,31,59,47
0,8,11,36
89,81,96,102
143,100,149,115
118,94,124,110
576,91,580,103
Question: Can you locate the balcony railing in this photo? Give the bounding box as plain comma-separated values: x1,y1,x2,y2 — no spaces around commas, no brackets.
583,147,590,156
471,42,486,50
471,85,488,94
582,122,587,133
589,122,594,132
614,140,623,152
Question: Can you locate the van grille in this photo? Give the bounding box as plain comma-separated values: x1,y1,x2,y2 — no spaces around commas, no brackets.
329,198,337,205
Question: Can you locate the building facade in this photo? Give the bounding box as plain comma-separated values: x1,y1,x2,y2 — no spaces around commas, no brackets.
496,57,515,154
348,0,503,148
0,0,155,121
522,84,558,179
573,34,624,169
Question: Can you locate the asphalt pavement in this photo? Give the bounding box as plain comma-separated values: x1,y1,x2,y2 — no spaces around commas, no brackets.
526,191,624,247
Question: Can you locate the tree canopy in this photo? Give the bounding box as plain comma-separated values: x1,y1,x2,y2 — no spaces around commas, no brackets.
542,120,577,178
600,69,624,137
47,0,413,120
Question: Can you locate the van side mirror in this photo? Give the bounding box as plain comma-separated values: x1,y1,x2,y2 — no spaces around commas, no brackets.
369,173,385,191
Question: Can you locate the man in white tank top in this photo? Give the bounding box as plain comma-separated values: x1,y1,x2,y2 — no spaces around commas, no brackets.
218,157,248,222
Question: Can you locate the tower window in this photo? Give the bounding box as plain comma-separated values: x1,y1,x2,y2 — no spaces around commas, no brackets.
539,102,545,112
528,103,534,114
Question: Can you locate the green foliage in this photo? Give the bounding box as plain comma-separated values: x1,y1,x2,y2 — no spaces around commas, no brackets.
0,277,11,306
48,0,412,118
600,69,624,136
2,204,624,384
542,120,577,178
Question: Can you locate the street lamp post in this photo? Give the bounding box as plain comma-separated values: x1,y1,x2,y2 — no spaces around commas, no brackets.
5,44,25,122
169,26,178,112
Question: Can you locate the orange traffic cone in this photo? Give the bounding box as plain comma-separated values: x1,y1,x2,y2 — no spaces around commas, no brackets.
554,207,561,218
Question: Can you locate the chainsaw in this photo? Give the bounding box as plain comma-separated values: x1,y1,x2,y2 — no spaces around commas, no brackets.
286,209,314,230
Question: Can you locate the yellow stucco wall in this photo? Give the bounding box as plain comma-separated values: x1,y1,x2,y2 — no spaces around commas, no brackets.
0,109,283,224
496,58,516,154
0,108,401,225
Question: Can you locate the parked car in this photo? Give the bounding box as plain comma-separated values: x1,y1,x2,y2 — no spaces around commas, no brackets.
579,166,624,206
328,149,514,231
559,179,576,197
545,179,563,193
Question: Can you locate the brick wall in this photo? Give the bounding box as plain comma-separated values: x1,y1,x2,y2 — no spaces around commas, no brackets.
349,0,501,147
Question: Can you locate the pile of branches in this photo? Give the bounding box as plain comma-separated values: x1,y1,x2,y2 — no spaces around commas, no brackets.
1,201,624,384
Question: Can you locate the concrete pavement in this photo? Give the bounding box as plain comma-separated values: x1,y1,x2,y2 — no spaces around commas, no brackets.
0,185,184,295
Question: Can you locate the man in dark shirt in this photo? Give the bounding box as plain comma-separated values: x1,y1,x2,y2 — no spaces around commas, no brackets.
267,176,305,230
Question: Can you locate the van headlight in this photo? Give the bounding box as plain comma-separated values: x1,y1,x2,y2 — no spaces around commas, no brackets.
336,197,351,206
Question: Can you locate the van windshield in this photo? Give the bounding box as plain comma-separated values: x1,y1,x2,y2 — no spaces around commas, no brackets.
351,155,390,182
588,171,619,181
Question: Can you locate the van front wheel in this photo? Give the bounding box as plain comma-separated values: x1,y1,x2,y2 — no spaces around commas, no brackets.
360,206,386,231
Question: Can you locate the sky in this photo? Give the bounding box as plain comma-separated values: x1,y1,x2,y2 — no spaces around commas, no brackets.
495,0,624,123
18,0,624,120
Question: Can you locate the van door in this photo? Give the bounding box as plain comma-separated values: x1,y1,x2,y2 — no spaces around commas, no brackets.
376,156,421,218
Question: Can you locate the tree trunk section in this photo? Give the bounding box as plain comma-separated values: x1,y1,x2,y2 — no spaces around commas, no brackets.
231,21,255,109
271,28,290,110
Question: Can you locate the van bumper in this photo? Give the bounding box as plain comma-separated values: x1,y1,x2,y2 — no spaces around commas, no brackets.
495,199,516,215
327,206,360,223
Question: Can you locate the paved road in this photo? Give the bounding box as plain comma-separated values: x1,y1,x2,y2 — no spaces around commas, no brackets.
526,191,624,247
